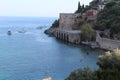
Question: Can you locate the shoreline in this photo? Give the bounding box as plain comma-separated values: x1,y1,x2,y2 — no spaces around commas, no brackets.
44,28,107,51
44,28,120,51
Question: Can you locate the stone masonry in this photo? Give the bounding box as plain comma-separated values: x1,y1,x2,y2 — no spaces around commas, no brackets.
54,29,81,44
59,13,81,30
54,13,81,44
96,31,120,51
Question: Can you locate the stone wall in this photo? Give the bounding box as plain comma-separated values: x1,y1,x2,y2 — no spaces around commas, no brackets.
53,13,81,44
96,32,120,51
59,13,81,30
54,29,81,44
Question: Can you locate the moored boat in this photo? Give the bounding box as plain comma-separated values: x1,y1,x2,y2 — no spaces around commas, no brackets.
18,28,26,33
7,31,12,35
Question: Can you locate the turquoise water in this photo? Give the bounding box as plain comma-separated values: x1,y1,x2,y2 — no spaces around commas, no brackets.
0,17,104,80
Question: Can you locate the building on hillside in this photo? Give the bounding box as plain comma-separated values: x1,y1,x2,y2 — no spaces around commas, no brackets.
85,8,98,16
85,8,98,22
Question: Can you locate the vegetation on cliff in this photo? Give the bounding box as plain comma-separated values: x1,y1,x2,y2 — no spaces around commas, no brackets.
50,19,59,28
89,0,99,8
97,49,120,70
65,49,120,80
44,19,59,36
75,2,91,14
81,24,95,41
95,1,120,39
65,67,94,80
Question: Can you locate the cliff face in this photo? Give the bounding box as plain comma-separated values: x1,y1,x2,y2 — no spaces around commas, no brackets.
44,28,55,36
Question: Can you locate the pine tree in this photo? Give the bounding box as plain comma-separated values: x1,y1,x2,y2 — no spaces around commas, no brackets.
75,1,82,13
78,2,81,11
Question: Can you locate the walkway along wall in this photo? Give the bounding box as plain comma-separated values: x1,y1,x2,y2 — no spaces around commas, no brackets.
96,31,120,51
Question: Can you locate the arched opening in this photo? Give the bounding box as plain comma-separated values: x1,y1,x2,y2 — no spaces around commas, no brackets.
58,32,60,39
66,34,69,42
64,33,66,41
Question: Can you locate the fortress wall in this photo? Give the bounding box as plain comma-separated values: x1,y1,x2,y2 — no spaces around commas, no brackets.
59,13,81,30
54,29,81,44
96,32,120,51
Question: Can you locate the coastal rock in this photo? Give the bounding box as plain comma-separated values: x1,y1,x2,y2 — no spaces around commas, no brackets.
44,28,54,36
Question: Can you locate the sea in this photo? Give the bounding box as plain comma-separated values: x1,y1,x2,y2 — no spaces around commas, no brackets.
0,16,105,80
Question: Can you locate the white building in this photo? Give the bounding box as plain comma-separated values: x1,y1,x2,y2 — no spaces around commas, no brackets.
98,2,105,10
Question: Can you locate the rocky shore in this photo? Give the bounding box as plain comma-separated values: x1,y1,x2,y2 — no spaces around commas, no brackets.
44,28,55,36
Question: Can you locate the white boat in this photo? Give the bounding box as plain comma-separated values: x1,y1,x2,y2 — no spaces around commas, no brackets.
18,28,26,33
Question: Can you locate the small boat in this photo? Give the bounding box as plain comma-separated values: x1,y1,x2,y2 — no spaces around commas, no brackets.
18,28,26,33
7,31,12,35
36,26,43,29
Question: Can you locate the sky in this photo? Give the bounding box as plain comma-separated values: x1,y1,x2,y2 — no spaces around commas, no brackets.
0,0,92,17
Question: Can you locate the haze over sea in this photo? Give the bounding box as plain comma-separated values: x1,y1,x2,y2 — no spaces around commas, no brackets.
0,16,104,80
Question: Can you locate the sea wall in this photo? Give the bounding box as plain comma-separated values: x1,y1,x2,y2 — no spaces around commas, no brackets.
96,32,120,51
54,29,81,44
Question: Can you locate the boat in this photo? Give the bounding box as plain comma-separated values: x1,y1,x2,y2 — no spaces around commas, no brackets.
36,26,43,29
36,25,47,29
18,28,26,33
7,31,12,35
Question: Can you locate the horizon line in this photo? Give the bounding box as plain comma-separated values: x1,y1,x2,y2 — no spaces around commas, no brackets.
0,16,59,18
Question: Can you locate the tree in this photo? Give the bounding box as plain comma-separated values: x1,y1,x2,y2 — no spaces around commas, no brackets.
95,49,120,80
65,49,120,80
81,4,85,10
105,1,116,8
97,49,120,70
51,19,59,28
65,67,94,80
96,1,120,39
81,24,94,41
78,2,81,11
75,2,82,13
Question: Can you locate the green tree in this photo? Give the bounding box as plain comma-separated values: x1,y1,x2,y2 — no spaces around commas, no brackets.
75,2,82,13
97,49,120,70
81,24,94,41
81,4,85,10
51,19,59,28
94,69,120,80
65,49,120,80
65,67,94,80
96,1,120,39
95,49,120,80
